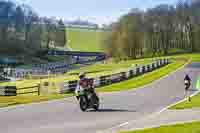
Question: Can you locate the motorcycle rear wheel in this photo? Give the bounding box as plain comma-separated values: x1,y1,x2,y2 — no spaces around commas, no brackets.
93,104,99,111
93,100,99,111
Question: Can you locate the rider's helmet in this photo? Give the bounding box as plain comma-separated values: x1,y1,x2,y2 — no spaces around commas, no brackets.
79,72,86,79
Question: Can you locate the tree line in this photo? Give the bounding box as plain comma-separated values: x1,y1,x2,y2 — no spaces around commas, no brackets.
103,0,200,60
0,0,66,56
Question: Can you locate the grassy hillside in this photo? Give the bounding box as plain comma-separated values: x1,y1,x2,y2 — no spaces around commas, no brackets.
66,28,105,52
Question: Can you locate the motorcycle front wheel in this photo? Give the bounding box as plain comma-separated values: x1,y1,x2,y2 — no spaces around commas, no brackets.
93,96,100,111
80,96,88,112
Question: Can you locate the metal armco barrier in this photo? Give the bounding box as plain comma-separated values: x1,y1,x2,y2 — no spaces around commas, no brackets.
0,86,16,96
59,58,170,94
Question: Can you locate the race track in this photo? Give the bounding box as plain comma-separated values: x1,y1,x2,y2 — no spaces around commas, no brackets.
0,63,199,133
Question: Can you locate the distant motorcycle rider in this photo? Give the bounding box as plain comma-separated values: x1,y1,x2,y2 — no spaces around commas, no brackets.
184,74,191,91
184,74,192,101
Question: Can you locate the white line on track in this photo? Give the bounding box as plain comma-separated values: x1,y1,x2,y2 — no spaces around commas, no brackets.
126,120,200,132
118,122,129,127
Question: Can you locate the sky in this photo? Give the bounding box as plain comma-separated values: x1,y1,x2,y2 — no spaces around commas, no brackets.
15,0,180,25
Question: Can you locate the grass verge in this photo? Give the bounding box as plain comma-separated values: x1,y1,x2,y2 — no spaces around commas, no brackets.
170,92,200,110
120,121,200,133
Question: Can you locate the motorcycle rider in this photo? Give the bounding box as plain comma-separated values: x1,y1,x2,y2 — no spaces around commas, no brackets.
75,72,98,101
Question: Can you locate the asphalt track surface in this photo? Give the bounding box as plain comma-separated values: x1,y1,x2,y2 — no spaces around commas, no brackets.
0,63,200,133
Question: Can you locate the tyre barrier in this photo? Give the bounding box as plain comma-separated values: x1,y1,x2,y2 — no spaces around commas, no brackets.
60,58,170,94
0,86,16,96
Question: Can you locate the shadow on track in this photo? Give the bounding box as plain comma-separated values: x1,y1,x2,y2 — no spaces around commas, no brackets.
88,108,136,112
189,89,198,92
